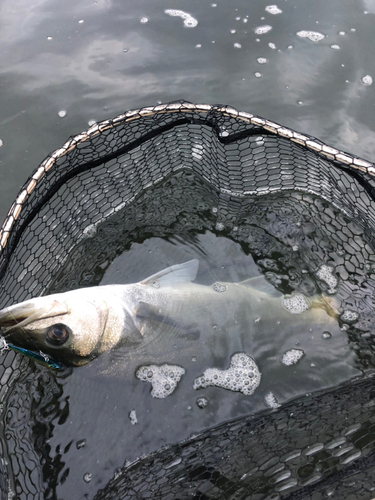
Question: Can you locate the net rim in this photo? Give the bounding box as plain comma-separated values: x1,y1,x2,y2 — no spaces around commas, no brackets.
1,100,374,251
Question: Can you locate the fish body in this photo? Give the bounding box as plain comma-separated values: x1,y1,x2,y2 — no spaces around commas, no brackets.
0,259,339,369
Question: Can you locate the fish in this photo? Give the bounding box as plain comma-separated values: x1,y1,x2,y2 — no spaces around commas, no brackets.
0,259,343,371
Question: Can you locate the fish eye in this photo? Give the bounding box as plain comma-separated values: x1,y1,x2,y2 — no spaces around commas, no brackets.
46,324,70,345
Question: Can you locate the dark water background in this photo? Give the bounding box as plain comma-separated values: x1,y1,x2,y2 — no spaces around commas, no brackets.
1,0,375,224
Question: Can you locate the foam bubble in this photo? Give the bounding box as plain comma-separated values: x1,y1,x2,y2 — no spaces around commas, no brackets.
281,348,305,366
257,57,268,64
316,265,337,293
255,25,272,35
265,391,280,408
164,9,198,28
296,31,325,42
265,5,282,14
193,353,261,396
128,409,138,425
331,44,340,50
322,331,332,339
136,364,185,398
283,294,309,314
213,283,226,293
268,42,276,49
215,222,225,231
362,75,373,86
196,397,208,408
340,310,359,323
83,473,92,483
58,110,66,117
140,17,148,24
234,43,242,49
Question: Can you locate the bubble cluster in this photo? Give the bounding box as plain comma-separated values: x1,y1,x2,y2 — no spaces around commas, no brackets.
283,294,309,314
193,353,261,396
196,397,208,409
213,283,226,293
83,473,92,483
362,75,373,86
164,9,198,28
265,5,282,14
257,57,268,64
136,364,185,398
296,31,325,42
281,348,305,366
128,409,138,425
340,310,359,323
254,25,272,35
316,265,338,293
265,391,280,408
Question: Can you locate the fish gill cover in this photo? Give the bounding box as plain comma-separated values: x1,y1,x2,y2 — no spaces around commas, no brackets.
1,102,375,498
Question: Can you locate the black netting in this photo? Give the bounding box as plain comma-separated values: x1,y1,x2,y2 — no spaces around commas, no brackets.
1,101,375,499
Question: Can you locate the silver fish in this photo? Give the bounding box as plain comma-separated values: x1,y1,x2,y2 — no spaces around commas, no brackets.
0,259,339,368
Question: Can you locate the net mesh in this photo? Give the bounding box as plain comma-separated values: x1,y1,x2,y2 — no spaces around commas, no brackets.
0,101,375,499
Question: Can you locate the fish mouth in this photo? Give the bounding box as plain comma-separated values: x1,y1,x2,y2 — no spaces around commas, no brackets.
0,298,69,369
0,298,69,334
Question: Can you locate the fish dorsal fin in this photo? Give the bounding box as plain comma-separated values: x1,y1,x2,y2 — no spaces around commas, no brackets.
140,259,199,288
239,276,282,298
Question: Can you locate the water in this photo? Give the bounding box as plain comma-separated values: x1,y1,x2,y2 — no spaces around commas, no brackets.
2,168,372,498
1,0,375,226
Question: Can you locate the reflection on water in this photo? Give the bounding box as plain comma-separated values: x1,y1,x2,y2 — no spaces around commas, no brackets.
3,170,375,498
1,0,375,225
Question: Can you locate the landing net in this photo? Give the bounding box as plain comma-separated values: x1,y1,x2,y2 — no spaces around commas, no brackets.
1,102,375,499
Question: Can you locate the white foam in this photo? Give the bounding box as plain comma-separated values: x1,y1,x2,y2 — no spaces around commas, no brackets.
255,25,272,35
257,58,268,64
136,364,185,398
296,31,325,42
362,75,373,86
283,294,309,314
58,110,66,118
281,348,305,366
265,391,280,408
164,9,198,28
265,5,282,14
196,397,208,408
128,409,138,425
340,310,359,323
316,265,337,293
193,353,261,396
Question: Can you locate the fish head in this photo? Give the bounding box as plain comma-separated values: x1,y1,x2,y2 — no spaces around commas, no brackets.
0,288,111,367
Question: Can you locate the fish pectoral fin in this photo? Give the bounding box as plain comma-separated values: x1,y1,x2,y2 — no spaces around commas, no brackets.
135,301,180,328
239,276,283,298
140,259,199,288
